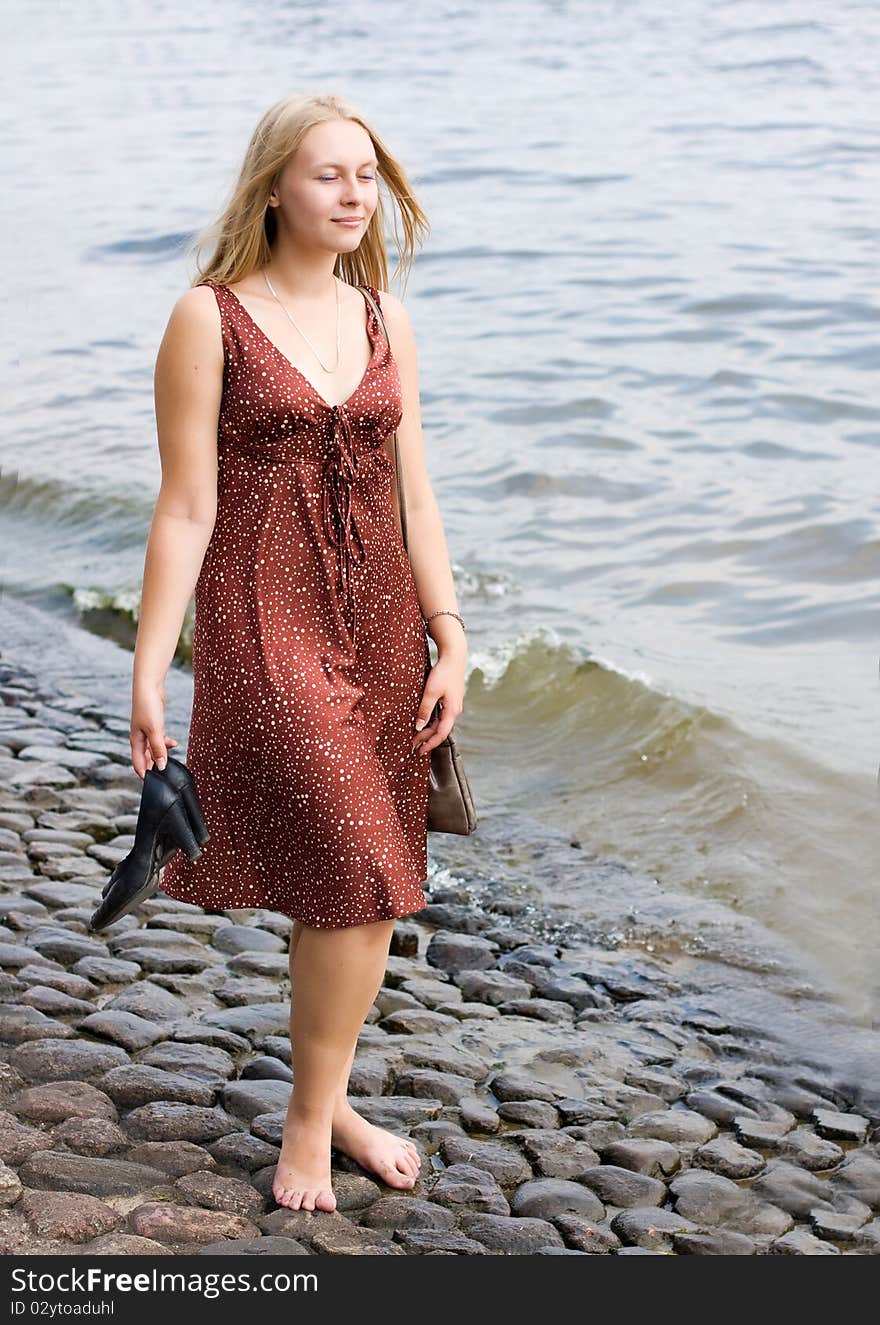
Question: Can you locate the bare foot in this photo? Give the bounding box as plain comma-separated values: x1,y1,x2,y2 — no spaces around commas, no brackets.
272,1114,337,1212
331,1101,422,1189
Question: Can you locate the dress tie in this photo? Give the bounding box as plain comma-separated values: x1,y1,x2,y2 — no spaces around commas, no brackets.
320,403,366,647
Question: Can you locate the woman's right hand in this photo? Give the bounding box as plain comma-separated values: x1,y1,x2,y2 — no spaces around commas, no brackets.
130,678,179,779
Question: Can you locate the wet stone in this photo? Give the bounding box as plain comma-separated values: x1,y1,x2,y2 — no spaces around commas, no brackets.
426,1162,510,1216
693,1135,766,1179
199,1003,291,1041
458,1211,564,1254
77,1232,174,1256
510,1177,604,1221
809,1206,870,1241
626,1108,718,1144
241,1056,293,1084
393,1228,489,1255
488,1071,557,1105
425,931,499,974
673,1229,756,1256
779,1128,844,1171
670,1170,794,1236
578,1164,667,1209
395,1069,475,1106
599,1137,682,1179
439,1135,533,1187
496,1099,559,1129
453,970,533,1005
102,983,186,1022
611,1205,701,1251
812,1108,870,1143
14,968,96,999
516,1129,601,1179
23,928,108,965
378,1009,460,1035
195,1235,310,1256
770,1229,841,1255
358,1196,455,1230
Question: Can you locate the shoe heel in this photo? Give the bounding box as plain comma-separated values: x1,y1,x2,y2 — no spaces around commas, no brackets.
163,796,203,861
180,782,210,845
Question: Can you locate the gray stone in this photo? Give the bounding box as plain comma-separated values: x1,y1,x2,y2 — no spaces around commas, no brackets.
395,1069,474,1105
453,970,533,1005
210,925,286,955
426,1161,510,1216
626,1108,718,1144
139,1040,236,1085
77,1010,167,1052
440,1135,533,1187
670,1169,794,1235
510,1177,604,1221
129,1201,260,1245
102,983,186,1021
488,1071,557,1105
123,1102,247,1143
496,1099,559,1129
600,1138,681,1179
174,1169,265,1219
72,957,142,984
10,1037,129,1083
359,1196,456,1230
518,1130,601,1179
12,1080,117,1123
611,1205,700,1250
20,1190,120,1243
0,1006,76,1044
199,1004,291,1040
52,1117,129,1156
425,931,499,974
221,1079,291,1121
673,1229,756,1255
577,1164,667,1209
98,1065,217,1109
126,1141,219,1177
770,1229,841,1255
457,1211,564,1253
812,1108,870,1143
18,1150,167,1196
693,1135,766,1179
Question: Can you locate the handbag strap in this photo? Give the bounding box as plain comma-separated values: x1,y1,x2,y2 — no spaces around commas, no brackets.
358,285,409,554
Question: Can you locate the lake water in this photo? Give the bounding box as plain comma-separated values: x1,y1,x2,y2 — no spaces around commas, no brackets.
3,1,879,1019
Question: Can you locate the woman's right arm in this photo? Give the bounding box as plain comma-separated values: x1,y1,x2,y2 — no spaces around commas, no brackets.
129,285,223,778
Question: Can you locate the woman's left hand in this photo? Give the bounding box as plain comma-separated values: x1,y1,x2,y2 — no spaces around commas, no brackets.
412,651,466,755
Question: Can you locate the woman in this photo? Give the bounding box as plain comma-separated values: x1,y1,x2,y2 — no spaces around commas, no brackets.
129,92,467,1214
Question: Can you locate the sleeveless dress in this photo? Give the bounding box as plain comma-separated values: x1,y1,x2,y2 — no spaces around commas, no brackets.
158,280,431,927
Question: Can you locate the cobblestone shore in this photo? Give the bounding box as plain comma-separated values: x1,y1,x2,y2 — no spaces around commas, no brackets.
0,654,878,1256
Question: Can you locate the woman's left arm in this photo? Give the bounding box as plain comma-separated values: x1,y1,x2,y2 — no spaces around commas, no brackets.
380,290,467,757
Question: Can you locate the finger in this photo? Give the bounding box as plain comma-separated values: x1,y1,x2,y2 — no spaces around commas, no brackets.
148,730,168,770
412,714,439,750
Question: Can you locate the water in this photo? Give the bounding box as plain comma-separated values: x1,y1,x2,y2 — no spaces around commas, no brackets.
3,1,879,1018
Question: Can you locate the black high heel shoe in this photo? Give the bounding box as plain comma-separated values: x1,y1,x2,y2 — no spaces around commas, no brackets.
89,757,209,932
99,755,209,899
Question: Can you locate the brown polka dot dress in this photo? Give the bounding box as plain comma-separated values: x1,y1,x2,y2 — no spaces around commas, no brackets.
158,280,431,928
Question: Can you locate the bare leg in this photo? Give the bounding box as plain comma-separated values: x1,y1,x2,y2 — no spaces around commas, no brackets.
272,916,397,1211
281,920,421,1195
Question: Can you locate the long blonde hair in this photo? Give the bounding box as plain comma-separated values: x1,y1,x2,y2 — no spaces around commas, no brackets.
188,92,429,295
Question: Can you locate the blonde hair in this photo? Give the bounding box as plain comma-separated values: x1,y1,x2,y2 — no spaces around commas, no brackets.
188,92,429,296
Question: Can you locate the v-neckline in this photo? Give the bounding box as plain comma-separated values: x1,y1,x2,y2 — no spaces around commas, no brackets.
220,281,378,412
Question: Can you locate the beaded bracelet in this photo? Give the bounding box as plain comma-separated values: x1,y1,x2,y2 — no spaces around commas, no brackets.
423,608,466,633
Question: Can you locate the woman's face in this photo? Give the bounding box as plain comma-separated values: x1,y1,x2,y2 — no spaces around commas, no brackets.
269,118,379,253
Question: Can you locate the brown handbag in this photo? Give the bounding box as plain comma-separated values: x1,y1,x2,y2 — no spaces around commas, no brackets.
360,286,477,836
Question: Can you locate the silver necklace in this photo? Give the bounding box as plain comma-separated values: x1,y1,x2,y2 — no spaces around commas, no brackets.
261,270,342,373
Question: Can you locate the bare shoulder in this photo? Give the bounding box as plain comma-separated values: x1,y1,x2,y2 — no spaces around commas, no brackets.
159,284,223,367
372,287,416,354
